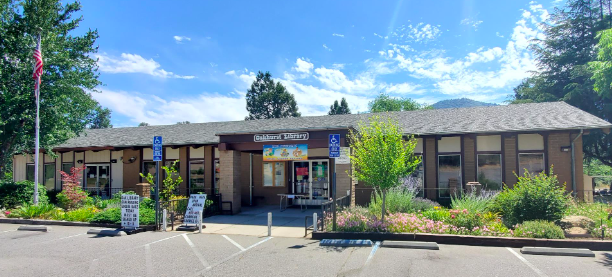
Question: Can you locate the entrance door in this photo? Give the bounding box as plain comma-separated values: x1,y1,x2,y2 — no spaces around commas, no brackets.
85,164,110,198
292,160,330,204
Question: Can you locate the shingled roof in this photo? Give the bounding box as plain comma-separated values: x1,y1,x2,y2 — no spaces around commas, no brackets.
54,102,611,150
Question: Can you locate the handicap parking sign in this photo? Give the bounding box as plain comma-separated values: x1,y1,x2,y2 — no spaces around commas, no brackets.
329,134,340,158
153,136,163,161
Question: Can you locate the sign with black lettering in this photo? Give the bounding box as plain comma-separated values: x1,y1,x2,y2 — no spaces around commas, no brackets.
254,132,309,142
121,194,140,229
183,194,207,225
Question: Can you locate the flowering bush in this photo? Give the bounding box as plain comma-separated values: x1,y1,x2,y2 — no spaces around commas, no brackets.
514,220,565,239
57,166,89,210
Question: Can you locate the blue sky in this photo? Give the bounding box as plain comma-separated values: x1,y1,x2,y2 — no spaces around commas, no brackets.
74,0,561,127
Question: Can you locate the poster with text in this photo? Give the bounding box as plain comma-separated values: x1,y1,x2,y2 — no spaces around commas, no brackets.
183,194,207,225
263,144,308,161
121,194,140,229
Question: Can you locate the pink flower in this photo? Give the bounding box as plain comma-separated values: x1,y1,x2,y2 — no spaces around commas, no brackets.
451,214,455,219
4,211,10,215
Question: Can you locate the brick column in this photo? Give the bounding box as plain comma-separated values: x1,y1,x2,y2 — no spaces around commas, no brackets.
219,150,242,214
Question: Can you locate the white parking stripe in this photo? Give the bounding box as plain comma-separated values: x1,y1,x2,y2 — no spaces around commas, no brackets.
182,234,211,270
196,237,273,275
507,248,548,277
365,241,381,266
145,244,154,276
222,235,246,251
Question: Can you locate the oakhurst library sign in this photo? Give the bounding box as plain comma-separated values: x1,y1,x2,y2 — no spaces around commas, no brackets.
254,132,309,142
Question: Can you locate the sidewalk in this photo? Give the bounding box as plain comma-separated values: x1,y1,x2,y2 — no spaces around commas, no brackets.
197,206,321,238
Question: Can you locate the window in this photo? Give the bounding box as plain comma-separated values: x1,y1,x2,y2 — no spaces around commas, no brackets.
477,154,502,191
61,162,73,176
189,160,205,194
43,163,55,190
164,160,180,179
263,162,285,187
143,161,156,178
438,155,461,198
26,164,35,182
214,159,220,194
518,153,545,175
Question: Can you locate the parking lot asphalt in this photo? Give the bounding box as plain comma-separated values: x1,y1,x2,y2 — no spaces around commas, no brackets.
0,223,611,277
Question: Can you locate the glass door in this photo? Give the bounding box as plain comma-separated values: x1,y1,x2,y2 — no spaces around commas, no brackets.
310,160,329,200
85,164,110,198
293,161,310,195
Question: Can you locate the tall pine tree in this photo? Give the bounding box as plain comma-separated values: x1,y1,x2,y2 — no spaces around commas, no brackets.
328,97,351,115
245,71,300,120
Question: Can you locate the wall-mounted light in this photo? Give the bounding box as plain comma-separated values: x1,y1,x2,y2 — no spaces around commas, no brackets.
77,159,84,164
122,156,137,164
560,146,571,152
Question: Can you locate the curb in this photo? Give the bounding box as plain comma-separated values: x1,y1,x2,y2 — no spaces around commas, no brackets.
381,241,439,250
17,225,50,232
521,247,595,257
87,228,127,237
312,232,612,251
0,218,155,231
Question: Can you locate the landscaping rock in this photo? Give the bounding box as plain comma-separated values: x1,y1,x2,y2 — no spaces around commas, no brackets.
560,216,595,238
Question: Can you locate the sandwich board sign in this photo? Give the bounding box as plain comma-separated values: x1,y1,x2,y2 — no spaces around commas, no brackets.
184,194,207,225
121,194,140,229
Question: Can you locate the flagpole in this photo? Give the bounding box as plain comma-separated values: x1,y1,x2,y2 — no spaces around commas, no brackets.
33,31,41,205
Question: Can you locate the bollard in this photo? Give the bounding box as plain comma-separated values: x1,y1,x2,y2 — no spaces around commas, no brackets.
268,212,272,237
162,209,167,232
313,213,318,233
198,210,203,233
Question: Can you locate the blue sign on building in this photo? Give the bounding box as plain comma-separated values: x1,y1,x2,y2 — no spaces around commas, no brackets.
153,136,163,161
329,134,340,158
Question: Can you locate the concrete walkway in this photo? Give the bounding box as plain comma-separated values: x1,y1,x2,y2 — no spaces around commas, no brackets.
199,206,321,238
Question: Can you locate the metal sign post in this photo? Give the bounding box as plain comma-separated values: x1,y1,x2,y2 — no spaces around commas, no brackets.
329,134,340,232
153,136,163,231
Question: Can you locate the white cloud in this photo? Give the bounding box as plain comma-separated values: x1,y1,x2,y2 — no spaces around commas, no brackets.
322,44,332,51
461,18,484,30
384,82,423,94
332,33,345,38
332,63,345,70
496,32,505,38
294,58,314,74
96,53,196,79
93,89,247,125
173,36,191,43
314,67,378,93
391,23,442,43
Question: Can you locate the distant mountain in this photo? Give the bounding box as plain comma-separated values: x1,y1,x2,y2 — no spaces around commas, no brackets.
432,98,498,109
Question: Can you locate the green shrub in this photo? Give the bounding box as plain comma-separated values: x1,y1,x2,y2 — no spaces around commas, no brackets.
514,220,565,239
492,168,570,226
422,208,450,222
57,184,88,210
62,206,98,222
369,187,416,215
91,207,156,225
8,203,58,219
410,198,439,212
0,180,48,209
451,190,497,214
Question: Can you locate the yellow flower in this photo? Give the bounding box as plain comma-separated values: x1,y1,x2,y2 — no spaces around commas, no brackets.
434,206,439,210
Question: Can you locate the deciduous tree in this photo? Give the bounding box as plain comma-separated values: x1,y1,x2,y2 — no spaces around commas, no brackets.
0,0,102,175
368,93,431,113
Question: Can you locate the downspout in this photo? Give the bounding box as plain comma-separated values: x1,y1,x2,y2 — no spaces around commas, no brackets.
249,153,253,206
571,129,584,197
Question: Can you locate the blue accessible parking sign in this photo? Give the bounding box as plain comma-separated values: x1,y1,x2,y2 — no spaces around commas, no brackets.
153,136,163,161
329,134,340,158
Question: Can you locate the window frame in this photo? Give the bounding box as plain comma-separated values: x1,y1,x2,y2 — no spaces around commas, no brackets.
437,154,462,198
141,160,157,182
518,152,545,176
189,159,206,194
26,163,35,182
476,153,503,191
43,162,56,191
263,161,286,188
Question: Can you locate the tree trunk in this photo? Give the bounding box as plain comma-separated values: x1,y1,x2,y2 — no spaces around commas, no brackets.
381,190,387,222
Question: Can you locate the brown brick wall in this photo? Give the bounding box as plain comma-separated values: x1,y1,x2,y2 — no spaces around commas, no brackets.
204,146,213,194
122,149,141,192
573,134,585,197
425,137,437,200
547,132,572,191
464,136,476,183
336,162,352,199
503,136,517,187
219,150,242,214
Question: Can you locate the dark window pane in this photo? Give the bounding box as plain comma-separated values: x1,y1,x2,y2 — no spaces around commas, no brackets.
438,155,461,198
518,153,545,175
26,164,35,182
190,160,205,194
43,164,55,190
477,154,502,191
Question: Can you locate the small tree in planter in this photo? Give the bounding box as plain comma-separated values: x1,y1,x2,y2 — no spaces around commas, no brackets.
348,115,421,221
140,160,183,202
57,166,88,210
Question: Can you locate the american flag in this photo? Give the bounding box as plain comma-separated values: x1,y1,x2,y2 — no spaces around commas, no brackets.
32,47,43,94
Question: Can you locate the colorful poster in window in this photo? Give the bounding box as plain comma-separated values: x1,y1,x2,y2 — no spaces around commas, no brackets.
263,144,308,161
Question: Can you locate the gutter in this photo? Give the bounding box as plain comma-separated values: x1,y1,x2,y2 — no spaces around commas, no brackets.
571,129,584,197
